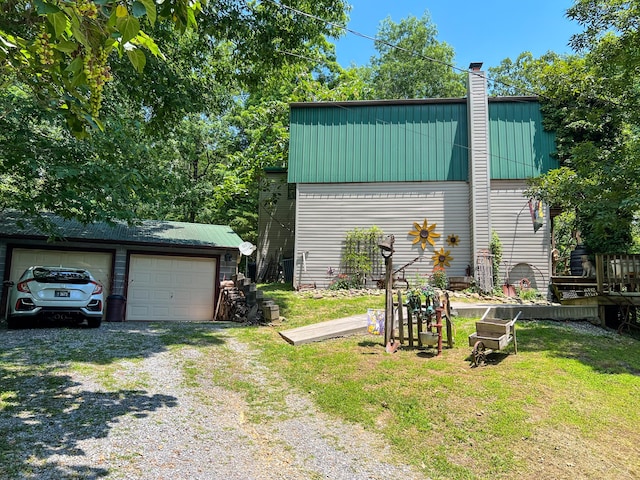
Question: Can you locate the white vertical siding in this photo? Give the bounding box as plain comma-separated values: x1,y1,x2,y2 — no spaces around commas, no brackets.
294,182,471,288
467,69,492,255
491,180,551,291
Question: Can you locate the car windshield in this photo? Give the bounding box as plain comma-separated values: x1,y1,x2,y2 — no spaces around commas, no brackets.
32,268,91,284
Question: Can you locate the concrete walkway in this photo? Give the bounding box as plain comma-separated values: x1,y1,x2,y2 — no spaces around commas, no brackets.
279,302,601,346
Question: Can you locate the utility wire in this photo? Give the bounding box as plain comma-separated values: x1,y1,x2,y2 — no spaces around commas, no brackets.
262,0,554,101
253,0,632,171
264,0,629,111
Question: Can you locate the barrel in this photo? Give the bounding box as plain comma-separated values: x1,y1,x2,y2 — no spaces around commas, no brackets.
570,245,588,276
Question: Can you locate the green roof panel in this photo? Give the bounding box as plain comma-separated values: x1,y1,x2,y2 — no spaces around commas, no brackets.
0,212,244,249
489,101,558,179
288,100,469,183
288,98,557,184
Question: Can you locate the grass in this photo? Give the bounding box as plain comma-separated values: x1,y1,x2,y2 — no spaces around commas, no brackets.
1,288,638,479
229,284,640,480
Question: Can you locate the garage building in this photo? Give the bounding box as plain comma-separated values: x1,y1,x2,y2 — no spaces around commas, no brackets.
0,212,243,322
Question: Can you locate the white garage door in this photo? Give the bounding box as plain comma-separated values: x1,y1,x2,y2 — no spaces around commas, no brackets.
10,249,113,296
127,255,216,321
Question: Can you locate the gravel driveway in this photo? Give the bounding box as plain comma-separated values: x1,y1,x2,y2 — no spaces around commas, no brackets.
0,322,425,480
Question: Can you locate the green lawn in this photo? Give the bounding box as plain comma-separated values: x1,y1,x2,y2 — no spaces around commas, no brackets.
2,285,637,479
231,285,640,480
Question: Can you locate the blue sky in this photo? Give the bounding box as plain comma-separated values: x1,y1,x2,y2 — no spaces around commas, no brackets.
334,0,581,70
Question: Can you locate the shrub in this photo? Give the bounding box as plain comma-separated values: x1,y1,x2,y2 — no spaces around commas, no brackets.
430,266,448,290
517,287,539,301
328,274,360,290
490,230,503,288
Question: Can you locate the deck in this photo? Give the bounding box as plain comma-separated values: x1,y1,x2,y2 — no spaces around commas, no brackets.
551,254,640,332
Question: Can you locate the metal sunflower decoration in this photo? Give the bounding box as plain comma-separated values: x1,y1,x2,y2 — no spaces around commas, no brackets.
446,234,460,247
432,247,453,268
408,219,441,250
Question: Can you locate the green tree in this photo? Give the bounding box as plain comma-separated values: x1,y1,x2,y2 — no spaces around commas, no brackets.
487,51,560,96
0,1,351,233
0,0,350,134
0,80,157,230
0,0,200,134
529,58,640,254
366,12,465,99
519,1,640,254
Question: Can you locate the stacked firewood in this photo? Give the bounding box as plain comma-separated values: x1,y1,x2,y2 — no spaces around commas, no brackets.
215,274,279,324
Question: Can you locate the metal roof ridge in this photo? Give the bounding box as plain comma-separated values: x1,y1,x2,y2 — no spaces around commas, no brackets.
488,96,540,102
290,97,467,108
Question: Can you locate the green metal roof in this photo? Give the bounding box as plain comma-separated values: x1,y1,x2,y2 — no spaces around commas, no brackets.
0,212,244,249
288,97,557,183
489,99,558,179
288,99,469,183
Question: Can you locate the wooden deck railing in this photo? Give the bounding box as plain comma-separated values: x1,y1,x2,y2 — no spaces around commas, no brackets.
596,254,640,293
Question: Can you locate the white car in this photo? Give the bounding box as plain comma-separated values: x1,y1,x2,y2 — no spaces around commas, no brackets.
6,266,104,329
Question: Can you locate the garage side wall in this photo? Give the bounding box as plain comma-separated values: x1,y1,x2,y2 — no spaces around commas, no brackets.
490,179,552,291
294,182,472,289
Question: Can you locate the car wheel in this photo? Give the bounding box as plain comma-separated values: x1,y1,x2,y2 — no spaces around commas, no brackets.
87,318,102,328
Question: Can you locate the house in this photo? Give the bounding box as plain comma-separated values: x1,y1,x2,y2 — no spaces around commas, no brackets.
258,63,558,292
0,212,243,321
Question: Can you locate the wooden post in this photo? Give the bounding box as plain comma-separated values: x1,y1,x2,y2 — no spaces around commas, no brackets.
383,255,393,346
445,292,453,348
407,307,414,348
435,308,443,356
397,290,404,344
596,254,603,293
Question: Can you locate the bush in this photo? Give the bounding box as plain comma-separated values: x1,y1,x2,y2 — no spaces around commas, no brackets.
328,274,360,290
430,266,448,290
517,287,539,301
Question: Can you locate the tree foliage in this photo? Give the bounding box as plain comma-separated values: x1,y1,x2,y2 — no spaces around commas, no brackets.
0,0,201,135
364,12,465,99
517,2,640,254
0,0,349,134
0,0,351,235
487,51,560,97
0,80,156,230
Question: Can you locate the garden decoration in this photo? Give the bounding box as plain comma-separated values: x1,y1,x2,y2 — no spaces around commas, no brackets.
468,309,521,367
446,234,460,247
378,235,395,350
408,219,440,250
403,285,444,355
432,247,453,268
390,256,422,289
